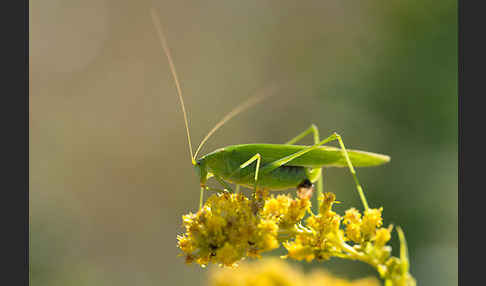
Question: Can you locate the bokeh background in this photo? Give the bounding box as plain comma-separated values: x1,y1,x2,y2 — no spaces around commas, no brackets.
30,0,457,285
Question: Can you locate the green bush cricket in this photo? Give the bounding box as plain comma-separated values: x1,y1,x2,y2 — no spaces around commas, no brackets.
151,9,390,210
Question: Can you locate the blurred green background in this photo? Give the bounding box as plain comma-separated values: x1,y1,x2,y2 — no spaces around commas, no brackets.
30,0,457,285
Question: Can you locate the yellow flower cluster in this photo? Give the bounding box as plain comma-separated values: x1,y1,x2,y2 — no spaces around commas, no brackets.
208,258,381,286
283,193,343,262
177,191,415,285
281,193,414,285
177,192,281,267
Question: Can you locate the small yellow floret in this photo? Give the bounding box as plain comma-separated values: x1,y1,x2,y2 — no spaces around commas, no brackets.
373,227,392,246
215,243,240,267
284,241,315,262
361,208,383,238
319,192,336,215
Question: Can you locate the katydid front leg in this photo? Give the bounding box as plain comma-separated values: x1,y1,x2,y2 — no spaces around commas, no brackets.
239,153,262,192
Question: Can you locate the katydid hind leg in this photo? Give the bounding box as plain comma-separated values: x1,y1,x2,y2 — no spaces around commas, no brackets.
285,124,319,145
261,132,369,210
333,133,369,210
259,133,339,175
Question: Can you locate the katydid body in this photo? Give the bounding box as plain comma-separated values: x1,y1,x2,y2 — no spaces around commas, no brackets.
197,144,390,190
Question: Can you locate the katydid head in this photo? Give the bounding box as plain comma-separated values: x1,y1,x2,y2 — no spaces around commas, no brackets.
193,160,202,178
194,159,209,185
194,159,203,176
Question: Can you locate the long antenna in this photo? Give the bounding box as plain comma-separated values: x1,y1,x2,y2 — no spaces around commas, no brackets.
193,84,279,160
150,8,196,165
